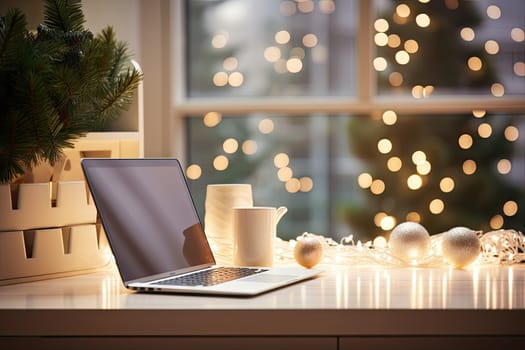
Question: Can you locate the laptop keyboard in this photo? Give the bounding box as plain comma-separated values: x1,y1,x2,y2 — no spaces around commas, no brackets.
152,267,268,287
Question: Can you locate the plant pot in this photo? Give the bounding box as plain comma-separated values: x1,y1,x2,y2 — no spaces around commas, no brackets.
0,133,141,285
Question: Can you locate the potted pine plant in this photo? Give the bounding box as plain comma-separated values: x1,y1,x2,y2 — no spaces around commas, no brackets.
0,0,142,284
0,0,142,184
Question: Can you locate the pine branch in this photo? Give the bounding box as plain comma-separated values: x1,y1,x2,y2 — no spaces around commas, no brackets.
100,27,131,83
0,9,27,69
0,2,142,183
43,0,85,32
92,68,142,129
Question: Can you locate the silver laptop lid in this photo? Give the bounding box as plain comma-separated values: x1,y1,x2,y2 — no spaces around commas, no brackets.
81,158,215,283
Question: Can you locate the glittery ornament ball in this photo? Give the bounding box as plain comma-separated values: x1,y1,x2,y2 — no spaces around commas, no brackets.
441,227,480,268
389,222,431,262
294,234,323,269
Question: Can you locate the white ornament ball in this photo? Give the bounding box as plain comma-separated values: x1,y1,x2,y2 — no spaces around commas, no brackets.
441,226,480,268
389,222,431,262
294,234,323,269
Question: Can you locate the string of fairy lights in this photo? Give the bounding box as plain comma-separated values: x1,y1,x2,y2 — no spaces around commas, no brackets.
185,0,524,235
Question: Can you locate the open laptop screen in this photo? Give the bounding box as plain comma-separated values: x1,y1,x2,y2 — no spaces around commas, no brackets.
82,158,215,282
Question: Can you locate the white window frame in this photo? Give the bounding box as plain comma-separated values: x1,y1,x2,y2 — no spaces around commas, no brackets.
170,0,525,162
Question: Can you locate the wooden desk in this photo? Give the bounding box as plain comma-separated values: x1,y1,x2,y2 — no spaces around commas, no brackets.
1,263,524,349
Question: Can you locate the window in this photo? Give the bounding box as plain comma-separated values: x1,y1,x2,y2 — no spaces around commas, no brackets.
175,0,525,241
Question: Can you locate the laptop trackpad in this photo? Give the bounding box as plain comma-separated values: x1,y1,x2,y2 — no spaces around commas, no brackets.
242,274,297,283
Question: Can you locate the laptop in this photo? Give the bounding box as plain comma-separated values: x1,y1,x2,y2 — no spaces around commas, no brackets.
81,158,321,296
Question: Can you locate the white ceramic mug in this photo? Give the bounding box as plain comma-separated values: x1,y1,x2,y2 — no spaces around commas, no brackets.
232,206,288,267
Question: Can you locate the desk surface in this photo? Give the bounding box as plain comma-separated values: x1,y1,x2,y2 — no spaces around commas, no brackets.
1,263,524,337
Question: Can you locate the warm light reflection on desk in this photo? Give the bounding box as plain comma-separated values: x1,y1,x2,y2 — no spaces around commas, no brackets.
0,264,524,311
101,274,123,309
328,265,525,309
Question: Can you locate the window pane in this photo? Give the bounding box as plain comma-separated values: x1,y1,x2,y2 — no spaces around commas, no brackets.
375,0,525,96
186,0,357,97
186,113,525,241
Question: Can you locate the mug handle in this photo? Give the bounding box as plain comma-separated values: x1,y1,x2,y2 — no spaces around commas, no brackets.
275,206,288,224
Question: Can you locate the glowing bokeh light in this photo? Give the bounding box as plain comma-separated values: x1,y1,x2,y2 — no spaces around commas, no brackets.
467,56,482,71
490,214,504,230
458,134,473,149
374,18,389,33
416,161,431,175
286,58,303,73
186,164,202,180
429,199,445,215
373,236,388,248
412,85,434,98
380,216,397,231
213,155,229,171
223,138,239,154
286,178,301,193
264,46,281,63
375,32,388,46
203,112,222,127
358,173,373,189
503,201,518,216
404,39,419,53
396,4,411,18
411,150,426,165
395,50,410,65
373,57,388,71
370,179,386,195
415,13,430,28
275,30,291,44
278,167,293,182
486,5,501,20
389,72,404,87
211,33,228,48
388,34,401,48
303,33,318,48
242,140,258,155
258,118,274,134
213,71,228,86
484,40,499,55
387,156,403,172
382,110,398,125
491,83,505,97
514,62,525,77
228,72,244,87
497,159,512,175
463,159,477,175
473,110,486,118
406,212,421,222
511,28,525,42
374,212,387,227
504,126,519,142
440,177,455,193
407,174,423,190
297,0,314,13
377,138,393,154
223,57,238,71
477,123,492,138
274,153,290,168
460,27,475,41
319,0,336,14
299,177,314,192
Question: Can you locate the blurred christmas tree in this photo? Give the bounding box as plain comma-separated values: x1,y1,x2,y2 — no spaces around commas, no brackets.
343,0,524,239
